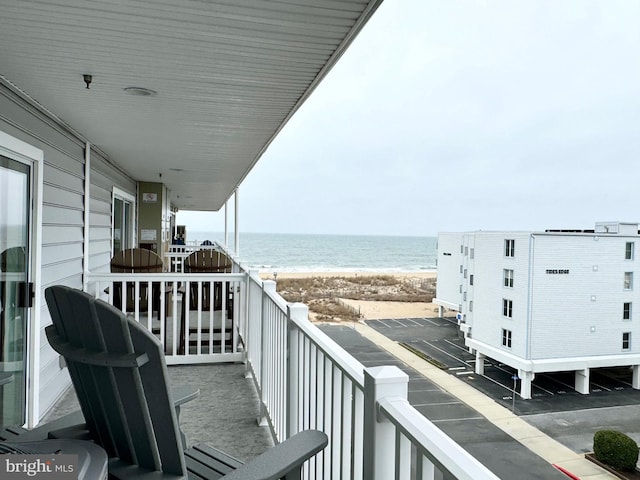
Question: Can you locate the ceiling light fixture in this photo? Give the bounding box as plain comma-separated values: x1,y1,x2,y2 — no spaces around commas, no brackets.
123,86,157,97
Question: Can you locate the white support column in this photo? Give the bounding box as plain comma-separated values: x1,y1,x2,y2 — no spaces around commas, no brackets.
287,303,309,440
82,142,91,291
475,352,485,375
438,305,444,317
224,200,229,248
633,366,640,390
234,187,239,256
363,366,409,480
575,368,590,395
518,370,535,400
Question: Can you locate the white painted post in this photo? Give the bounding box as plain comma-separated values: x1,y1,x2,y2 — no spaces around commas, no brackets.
633,365,640,389
287,303,309,440
224,200,229,248
475,352,485,375
518,370,534,400
363,366,409,480
234,187,239,257
575,368,590,395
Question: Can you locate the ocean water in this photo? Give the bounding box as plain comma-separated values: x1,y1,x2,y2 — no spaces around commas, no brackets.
187,232,437,273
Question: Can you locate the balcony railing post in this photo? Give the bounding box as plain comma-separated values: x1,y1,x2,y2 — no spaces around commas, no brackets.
258,280,277,427
287,303,308,441
363,366,409,480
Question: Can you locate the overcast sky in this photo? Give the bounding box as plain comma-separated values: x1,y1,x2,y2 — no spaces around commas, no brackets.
178,0,640,237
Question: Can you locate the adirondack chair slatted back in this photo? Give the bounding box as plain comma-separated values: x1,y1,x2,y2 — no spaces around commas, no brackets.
183,249,232,311
45,285,186,477
110,248,164,313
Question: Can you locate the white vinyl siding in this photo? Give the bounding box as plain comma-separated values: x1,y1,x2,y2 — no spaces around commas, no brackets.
0,83,136,422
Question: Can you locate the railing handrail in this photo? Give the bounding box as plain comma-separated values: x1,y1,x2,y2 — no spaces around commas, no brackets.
379,396,500,480
89,272,245,281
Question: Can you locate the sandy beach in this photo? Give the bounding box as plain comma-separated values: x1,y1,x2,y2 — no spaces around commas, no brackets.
261,271,438,320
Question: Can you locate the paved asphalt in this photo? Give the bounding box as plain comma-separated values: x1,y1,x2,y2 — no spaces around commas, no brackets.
320,316,640,478
319,322,568,480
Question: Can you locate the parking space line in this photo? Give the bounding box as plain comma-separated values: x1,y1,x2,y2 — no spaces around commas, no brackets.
388,319,408,328
406,318,423,326
589,381,612,392
421,340,472,368
411,401,462,407
443,339,471,354
431,417,484,423
484,361,554,396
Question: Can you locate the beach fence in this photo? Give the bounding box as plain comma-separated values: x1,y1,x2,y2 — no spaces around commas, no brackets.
336,298,362,320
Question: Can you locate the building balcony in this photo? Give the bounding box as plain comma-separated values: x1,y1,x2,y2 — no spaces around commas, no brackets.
49,244,499,480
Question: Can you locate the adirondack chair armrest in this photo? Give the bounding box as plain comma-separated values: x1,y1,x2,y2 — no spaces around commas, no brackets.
220,430,328,480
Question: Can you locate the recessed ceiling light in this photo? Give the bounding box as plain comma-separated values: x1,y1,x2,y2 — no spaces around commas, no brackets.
123,86,157,97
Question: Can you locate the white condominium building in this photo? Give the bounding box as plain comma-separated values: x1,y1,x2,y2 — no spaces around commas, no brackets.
434,222,640,399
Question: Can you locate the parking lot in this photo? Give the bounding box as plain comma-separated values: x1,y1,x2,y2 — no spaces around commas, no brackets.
366,316,640,415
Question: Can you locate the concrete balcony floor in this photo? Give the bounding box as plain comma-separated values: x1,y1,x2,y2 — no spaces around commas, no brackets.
43,363,274,463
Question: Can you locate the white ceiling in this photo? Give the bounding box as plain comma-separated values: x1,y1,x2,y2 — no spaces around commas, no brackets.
0,0,383,211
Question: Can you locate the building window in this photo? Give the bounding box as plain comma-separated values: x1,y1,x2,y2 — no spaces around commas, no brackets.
463,292,467,301
503,299,513,318
459,284,462,293
464,268,467,279
112,188,136,254
470,248,474,259
623,332,631,350
624,302,632,321
464,246,468,256
460,265,463,273
626,242,634,260
469,274,474,286
624,272,633,290
502,329,512,348
460,245,464,254
469,301,473,312
503,269,514,288
504,239,515,257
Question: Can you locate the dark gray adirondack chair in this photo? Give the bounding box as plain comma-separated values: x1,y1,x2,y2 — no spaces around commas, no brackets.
44,285,328,479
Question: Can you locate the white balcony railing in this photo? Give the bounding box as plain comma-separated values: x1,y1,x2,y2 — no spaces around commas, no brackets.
86,252,498,480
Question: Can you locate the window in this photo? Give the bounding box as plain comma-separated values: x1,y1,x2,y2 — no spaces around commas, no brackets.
626,242,634,260
469,274,474,286
460,264,463,273
503,269,514,288
464,246,468,256
469,301,473,312
460,245,464,254
623,332,631,350
502,329,512,348
624,272,633,290
463,292,467,301
624,302,632,321
504,239,515,257
463,268,467,279
470,248,474,259
113,188,136,254
459,284,462,293
503,299,513,318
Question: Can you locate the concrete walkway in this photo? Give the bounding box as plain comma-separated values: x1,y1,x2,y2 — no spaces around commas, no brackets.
353,321,615,480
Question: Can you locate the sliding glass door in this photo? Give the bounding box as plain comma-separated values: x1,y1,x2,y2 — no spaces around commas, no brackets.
0,154,30,426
